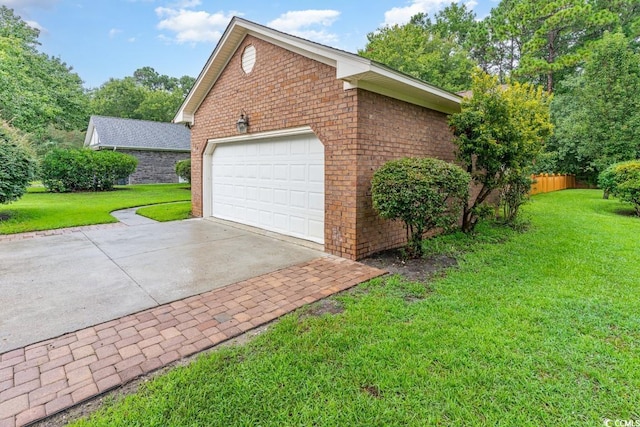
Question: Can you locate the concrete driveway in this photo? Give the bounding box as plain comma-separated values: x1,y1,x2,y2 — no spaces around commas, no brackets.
0,219,324,353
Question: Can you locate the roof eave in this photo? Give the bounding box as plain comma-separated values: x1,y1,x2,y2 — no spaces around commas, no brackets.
92,145,190,152
173,17,462,124
340,63,461,114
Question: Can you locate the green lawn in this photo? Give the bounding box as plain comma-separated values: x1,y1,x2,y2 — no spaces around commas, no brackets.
136,201,192,222
73,190,640,426
0,184,191,234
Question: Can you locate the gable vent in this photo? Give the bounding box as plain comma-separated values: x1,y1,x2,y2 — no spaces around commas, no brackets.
241,45,256,74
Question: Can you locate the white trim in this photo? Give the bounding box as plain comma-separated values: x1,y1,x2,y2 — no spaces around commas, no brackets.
202,126,315,217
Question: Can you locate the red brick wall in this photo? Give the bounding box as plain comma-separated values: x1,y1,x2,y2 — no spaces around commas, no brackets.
190,36,360,258
354,90,456,258
191,36,459,260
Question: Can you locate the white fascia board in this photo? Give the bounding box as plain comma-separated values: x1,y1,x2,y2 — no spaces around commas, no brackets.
83,121,95,147
336,58,372,80
367,63,461,105
174,111,194,125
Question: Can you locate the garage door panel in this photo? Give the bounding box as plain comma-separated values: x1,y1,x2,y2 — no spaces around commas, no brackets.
309,220,323,238
291,190,307,208
273,189,288,205
309,165,323,183
274,165,288,180
211,134,324,244
309,193,324,211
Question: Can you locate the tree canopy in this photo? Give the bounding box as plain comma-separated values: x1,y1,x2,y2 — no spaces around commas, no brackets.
89,67,194,122
546,32,640,181
449,70,553,231
0,5,195,159
359,4,478,92
0,6,89,137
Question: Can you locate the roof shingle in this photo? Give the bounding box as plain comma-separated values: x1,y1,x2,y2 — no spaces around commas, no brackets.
85,116,190,151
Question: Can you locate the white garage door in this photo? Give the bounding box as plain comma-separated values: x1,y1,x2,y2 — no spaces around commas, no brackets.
211,133,324,244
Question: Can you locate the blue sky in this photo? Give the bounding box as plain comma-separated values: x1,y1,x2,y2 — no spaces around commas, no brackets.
1,0,498,89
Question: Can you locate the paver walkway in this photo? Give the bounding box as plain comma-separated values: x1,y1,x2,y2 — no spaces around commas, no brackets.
0,257,385,427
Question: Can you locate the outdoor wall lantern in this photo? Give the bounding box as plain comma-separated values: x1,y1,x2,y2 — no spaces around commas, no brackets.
236,110,249,134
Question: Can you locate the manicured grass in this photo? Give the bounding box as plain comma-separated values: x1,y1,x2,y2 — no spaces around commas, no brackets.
136,201,192,222
0,184,191,234
73,190,640,426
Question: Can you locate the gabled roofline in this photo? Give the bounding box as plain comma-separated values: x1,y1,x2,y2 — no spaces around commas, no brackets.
173,17,461,125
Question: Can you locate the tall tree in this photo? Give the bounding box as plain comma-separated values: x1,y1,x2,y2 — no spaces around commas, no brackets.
90,68,194,122
0,6,89,136
89,77,146,119
471,0,523,81
359,6,477,92
485,0,617,93
549,32,640,181
449,70,553,231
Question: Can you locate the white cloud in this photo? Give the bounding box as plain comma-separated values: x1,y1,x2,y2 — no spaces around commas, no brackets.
268,10,340,44
108,28,123,38
25,20,44,31
172,0,201,7
155,6,236,44
465,0,478,9
128,37,136,43
0,0,57,30
383,0,450,26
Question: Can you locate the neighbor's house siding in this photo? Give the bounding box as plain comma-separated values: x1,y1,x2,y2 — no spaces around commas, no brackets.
117,149,190,184
191,35,457,260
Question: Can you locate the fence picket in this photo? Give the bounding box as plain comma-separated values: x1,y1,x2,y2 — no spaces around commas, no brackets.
530,174,575,195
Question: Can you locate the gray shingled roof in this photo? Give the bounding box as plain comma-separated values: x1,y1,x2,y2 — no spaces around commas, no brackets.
85,116,190,151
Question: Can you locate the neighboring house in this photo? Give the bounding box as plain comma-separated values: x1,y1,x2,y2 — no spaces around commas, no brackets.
84,116,191,184
174,17,461,260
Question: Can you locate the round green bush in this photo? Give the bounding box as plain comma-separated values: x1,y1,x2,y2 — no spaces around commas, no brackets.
0,121,36,204
371,157,470,257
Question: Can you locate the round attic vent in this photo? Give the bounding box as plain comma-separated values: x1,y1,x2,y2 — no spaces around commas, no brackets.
241,45,256,74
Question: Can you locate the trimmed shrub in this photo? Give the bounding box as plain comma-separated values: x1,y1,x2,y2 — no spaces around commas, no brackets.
92,150,137,190
40,149,91,192
598,160,640,216
0,121,36,204
175,159,191,184
371,157,470,257
41,149,137,192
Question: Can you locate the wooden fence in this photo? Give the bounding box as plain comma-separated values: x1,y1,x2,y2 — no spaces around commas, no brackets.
530,174,576,195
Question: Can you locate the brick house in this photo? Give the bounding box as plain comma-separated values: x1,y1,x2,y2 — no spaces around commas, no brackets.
84,116,191,184
174,17,461,260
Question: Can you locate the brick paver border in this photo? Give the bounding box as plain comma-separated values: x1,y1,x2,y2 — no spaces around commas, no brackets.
0,257,385,427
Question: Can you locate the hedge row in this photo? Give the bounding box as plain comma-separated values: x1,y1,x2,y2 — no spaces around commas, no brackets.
41,149,137,192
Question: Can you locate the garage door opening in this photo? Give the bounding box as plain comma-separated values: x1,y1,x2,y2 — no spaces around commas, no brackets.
206,129,324,244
